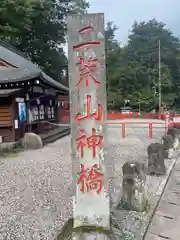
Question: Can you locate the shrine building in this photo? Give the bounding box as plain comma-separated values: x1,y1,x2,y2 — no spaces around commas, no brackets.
0,41,69,143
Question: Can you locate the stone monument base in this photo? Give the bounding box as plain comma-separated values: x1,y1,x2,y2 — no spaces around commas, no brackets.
55,217,122,240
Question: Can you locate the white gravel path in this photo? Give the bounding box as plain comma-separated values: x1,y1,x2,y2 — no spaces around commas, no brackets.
0,122,165,240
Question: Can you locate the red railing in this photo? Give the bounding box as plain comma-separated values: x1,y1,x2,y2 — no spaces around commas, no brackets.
107,112,180,120
59,110,174,138
59,111,180,120
109,121,166,139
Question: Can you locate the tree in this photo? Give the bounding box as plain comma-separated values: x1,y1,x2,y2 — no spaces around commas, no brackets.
105,22,124,110
0,0,89,82
0,0,32,40
15,0,68,80
105,19,180,111
1,2,180,111
123,19,180,110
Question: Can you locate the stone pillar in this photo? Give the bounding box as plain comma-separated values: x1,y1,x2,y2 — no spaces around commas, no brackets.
55,218,114,240
161,134,173,159
147,143,166,175
167,127,180,149
118,161,146,212
67,13,110,233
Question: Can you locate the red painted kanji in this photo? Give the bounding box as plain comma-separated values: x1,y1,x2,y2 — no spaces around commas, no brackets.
73,24,101,50
76,57,100,87
76,128,103,158
75,95,102,123
73,42,101,51
77,164,104,194
79,24,93,34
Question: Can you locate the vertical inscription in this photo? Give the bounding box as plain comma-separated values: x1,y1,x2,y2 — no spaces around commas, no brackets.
67,13,109,229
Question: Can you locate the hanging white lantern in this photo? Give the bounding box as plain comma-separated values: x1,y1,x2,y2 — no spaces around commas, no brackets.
36,99,40,105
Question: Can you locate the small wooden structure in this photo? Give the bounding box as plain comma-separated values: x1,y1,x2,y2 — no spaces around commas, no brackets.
0,41,69,143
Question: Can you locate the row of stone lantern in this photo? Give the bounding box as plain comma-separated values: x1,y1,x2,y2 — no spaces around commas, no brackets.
119,126,180,212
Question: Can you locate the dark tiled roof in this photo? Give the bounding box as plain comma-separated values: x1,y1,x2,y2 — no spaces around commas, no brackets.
0,41,32,62
40,72,69,91
0,68,40,83
0,88,20,97
0,41,69,92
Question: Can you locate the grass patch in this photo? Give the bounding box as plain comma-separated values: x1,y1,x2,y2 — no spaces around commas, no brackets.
55,218,119,239
0,147,23,159
116,197,151,213
144,199,151,213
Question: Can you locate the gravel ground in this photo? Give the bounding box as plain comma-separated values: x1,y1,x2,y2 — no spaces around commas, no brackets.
0,121,168,239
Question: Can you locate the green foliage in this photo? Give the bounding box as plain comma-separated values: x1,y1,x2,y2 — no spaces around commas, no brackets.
1,1,180,111
106,19,180,111
0,0,89,82
0,0,32,38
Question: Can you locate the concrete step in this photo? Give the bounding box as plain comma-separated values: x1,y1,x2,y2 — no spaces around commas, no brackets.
41,127,70,145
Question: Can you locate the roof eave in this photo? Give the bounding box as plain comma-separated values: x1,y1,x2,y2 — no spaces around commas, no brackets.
40,72,69,92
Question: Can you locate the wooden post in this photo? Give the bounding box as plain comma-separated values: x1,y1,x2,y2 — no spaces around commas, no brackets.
122,122,126,138
67,13,110,231
149,123,153,139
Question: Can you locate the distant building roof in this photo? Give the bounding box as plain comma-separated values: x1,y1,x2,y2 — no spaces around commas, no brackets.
0,68,40,83
0,41,69,92
0,89,20,97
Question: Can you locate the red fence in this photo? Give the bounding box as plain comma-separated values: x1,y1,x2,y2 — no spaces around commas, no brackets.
59,110,70,121
107,112,139,119
59,111,173,138
109,121,167,139
107,112,180,119
59,111,180,121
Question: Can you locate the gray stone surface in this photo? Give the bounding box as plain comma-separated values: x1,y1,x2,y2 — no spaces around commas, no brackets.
0,141,20,152
156,199,180,218
147,143,166,175
0,120,174,239
145,154,180,240
145,234,168,240
120,161,146,212
67,13,109,229
146,215,179,240
161,134,173,150
21,132,43,149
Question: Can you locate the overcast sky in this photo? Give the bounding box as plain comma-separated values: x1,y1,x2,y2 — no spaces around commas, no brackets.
88,0,180,44
64,0,180,55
